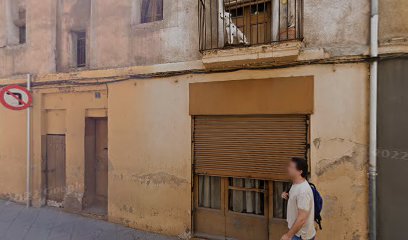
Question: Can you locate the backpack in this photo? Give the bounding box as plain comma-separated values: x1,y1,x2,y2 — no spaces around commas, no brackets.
308,182,323,230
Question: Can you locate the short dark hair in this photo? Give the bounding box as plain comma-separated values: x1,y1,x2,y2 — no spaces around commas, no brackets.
291,157,308,178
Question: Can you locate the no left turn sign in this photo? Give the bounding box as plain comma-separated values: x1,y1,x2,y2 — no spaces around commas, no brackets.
0,85,32,111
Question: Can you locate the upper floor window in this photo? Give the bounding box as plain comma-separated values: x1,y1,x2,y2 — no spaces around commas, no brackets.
6,5,27,46
73,31,87,68
141,0,164,23
198,0,304,51
17,9,26,44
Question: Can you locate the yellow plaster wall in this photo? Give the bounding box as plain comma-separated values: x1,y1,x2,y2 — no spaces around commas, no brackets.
108,79,192,237
0,108,27,201
46,110,66,134
0,63,368,239
107,63,369,239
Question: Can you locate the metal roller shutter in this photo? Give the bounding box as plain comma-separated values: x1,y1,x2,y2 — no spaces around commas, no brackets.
193,115,309,180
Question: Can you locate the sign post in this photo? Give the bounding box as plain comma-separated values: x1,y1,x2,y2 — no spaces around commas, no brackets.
0,79,33,207
26,74,32,208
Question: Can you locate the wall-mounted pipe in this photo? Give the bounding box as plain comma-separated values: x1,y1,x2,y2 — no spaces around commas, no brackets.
369,0,379,239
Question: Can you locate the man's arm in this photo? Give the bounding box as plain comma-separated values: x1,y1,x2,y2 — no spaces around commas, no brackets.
281,209,310,240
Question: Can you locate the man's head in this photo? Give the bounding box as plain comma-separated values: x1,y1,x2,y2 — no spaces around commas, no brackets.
287,157,308,180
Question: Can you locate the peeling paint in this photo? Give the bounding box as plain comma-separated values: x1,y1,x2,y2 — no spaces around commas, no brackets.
315,138,367,176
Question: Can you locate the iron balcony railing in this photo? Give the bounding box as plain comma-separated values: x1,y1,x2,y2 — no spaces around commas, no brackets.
198,0,304,51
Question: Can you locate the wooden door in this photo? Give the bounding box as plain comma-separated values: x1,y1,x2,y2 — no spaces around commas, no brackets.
231,2,272,45
95,118,108,207
225,178,269,240
194,177,269,240
46,135,66,204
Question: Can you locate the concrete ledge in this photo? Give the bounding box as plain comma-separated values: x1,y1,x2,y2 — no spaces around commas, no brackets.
202,41,302,69
380,38,408,55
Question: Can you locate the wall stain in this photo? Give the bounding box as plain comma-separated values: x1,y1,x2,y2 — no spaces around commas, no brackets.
316,154,354,176
313,137,321,149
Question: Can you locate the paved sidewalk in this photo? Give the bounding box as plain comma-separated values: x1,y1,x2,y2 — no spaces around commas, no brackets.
0,200,178,240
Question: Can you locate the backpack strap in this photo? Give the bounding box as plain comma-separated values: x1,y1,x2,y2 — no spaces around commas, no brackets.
317,219,322,230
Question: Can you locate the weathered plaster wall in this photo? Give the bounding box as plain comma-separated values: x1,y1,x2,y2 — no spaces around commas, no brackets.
303,0,370,56
106,63,369,239
0,107,27,201
89,0,200,69
56,0,91,71
0,0,56,78
2,0,408,78
108,79,193,238
0,63,368,239
379,0,408,43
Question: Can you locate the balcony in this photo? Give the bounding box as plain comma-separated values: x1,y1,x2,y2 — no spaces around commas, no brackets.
198,0,304,51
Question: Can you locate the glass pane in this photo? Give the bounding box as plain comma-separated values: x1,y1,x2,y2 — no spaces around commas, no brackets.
251,3,267,15
141,0,163,23
228,178,265,215
228,7,244,18
198,175,221,209
273,181,291,219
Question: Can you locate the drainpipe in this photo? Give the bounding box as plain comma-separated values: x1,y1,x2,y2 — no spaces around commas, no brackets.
369,0,379,239
26,74,32,208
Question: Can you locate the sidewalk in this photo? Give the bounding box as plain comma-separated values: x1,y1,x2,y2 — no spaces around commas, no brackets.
0,199,178,240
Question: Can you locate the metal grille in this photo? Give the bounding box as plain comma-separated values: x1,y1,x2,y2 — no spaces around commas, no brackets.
76,32,86,67
198,0,304,51
193,115,309,180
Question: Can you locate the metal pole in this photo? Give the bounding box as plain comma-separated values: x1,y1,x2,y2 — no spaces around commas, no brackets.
26,74,31,208
369,0,378,238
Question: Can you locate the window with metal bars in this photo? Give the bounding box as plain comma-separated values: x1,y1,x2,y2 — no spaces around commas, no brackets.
75,31,86,68
198,0,304,51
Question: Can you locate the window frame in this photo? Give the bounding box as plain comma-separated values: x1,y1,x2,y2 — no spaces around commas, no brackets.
18,25,26,44
72,31,87,68
131,0,179,31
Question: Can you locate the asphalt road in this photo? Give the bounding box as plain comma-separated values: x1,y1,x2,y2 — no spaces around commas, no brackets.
0,199,178,240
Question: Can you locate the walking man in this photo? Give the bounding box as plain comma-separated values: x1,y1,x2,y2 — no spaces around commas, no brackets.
280,157,316,240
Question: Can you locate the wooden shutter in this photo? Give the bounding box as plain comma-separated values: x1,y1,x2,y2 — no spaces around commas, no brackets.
193,115,308,180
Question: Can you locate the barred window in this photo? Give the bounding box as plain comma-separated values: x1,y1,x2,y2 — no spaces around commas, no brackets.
141,0,163,23
74,31,86,67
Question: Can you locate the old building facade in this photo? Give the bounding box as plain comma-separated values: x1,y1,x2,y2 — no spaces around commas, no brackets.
0,0,407,239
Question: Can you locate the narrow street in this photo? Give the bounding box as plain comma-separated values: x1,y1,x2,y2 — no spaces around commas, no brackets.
0,200,177,240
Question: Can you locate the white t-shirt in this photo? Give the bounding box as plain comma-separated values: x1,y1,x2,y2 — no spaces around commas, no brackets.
287,180,316,239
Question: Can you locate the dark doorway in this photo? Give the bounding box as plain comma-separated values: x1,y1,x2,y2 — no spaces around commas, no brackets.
84,118,108,216
45,134,66,207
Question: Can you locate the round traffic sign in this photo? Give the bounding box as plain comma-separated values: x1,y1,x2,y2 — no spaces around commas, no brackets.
0,85,32,111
